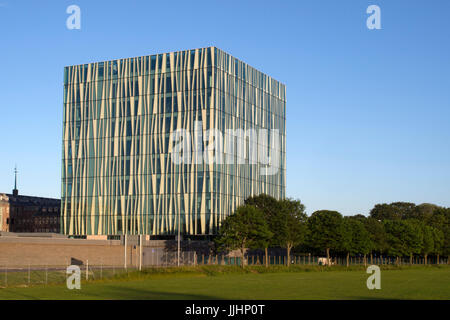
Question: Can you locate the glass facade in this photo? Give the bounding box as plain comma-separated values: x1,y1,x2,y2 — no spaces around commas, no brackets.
62,47,286,236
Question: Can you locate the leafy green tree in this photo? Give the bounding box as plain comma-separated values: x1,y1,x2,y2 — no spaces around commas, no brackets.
215,204,272,268
244,194,281,266
429,207,450,258
363,217,388,255
274,198,308,266
421,224,434,264
369,202,416,221
342,217,372,266
384,219,423,258
413,203,441,222
432,227,444,261
307,210,344,264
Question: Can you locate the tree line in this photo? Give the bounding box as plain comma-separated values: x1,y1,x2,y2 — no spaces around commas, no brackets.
214,194,450,267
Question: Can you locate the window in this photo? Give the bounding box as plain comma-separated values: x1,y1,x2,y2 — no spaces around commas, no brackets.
125,138,131,154
150,56,156,73
112,61,118,77
98,63,104,79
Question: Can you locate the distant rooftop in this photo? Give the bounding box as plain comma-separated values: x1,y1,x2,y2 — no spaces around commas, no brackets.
0,193,60,206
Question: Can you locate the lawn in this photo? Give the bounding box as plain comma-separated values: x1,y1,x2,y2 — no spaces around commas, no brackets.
0,265,448,300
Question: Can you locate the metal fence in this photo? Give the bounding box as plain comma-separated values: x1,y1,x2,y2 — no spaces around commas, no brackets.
191,254,449,266
1,253,448,289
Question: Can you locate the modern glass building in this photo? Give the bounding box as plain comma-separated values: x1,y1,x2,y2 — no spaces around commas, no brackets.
62,47,286,236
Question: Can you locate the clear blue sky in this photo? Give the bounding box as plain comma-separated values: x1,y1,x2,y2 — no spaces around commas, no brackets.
0,0,449,216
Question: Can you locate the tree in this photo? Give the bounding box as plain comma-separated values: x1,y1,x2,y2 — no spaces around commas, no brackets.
421,225,434,265
413,203,441,222
307,210,344,265
369,202,416,221
363,217,388,255
274,198,308,267
429,207,450,258
384,219,423,258
342,217,372,266
215,204,272,268
432,228,444,262
244,194,281,266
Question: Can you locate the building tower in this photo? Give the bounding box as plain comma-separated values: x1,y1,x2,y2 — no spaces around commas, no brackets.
62,47,286,237
12,165,18,197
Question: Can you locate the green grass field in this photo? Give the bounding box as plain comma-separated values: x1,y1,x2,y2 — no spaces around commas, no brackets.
0,265,449,300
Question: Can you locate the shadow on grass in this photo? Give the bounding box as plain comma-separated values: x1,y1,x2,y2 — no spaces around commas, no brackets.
97,286,219,300
0,286,220,300
352,296,400,300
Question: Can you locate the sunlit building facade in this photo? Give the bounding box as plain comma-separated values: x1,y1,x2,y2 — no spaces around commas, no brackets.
62,47,286,236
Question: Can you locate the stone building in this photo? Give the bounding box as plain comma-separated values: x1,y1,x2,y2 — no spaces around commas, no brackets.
0,170,61,233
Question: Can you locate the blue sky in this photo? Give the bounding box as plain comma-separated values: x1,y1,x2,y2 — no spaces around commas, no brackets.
0,0,449,215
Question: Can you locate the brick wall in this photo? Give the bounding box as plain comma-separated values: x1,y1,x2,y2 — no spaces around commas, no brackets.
0,236,214,268
0,238,138,267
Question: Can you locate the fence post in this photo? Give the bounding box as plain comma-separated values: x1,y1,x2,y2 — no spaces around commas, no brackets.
139,235,143,271
308,253,311,265
124,235,127,270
